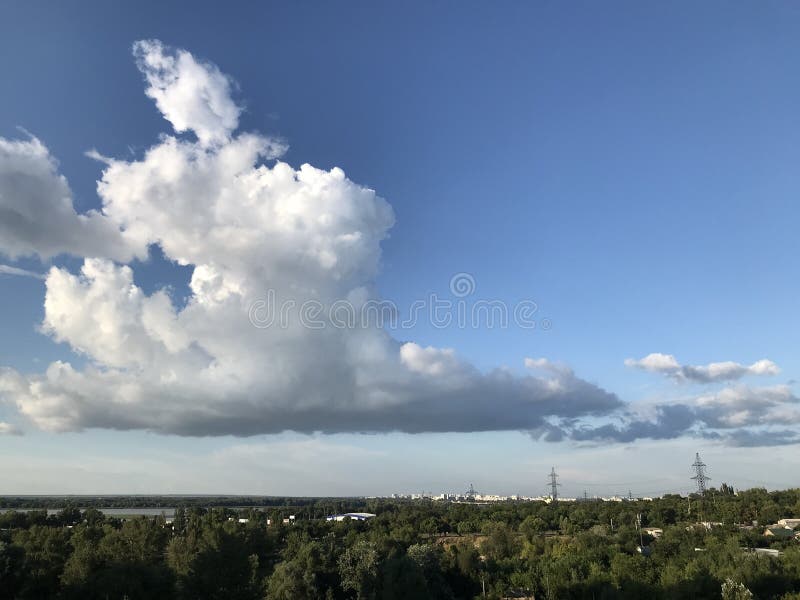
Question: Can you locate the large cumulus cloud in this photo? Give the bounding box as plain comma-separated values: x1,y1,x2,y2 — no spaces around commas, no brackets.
0,40,623,436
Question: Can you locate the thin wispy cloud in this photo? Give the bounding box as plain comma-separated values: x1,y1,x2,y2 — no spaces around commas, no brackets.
0,264,45,279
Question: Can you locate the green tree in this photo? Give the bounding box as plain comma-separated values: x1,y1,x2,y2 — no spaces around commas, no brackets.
480,522,518,561
12,525,71,599
519,515,546,542
174,506,187,534
407,543,452,598
722,579,754,600
0,540,25,598
338,540,380,600
265,561,318,600
56,502,82,527
381,555,430,600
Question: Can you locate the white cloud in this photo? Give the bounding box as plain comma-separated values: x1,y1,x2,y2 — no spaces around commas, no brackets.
133,40,242,148
0,135,141,262
625,353,780,383
524,357,552,370
0,40,622,437
40,259,202,369
624,353,679,372
400,343,462,377
683,360,780,382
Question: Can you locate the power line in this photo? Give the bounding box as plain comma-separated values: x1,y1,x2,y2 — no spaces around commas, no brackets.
569,478,673,487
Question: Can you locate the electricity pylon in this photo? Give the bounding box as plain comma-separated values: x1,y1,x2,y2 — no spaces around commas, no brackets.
548,467,560,502
691,453,710,496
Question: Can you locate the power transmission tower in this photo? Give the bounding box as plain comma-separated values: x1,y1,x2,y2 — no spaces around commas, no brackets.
691,452,710,496
636,513,644,547
548,467,560,502
465,483,477,500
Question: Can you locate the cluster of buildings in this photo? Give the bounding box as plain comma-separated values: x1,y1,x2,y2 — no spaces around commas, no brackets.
763,518,800,540
685,518,800,558
232,513,377,525
390,492,547,503
734,517,800,539
387,491,654,504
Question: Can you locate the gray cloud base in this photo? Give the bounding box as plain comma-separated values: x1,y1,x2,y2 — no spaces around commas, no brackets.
0,358,622,436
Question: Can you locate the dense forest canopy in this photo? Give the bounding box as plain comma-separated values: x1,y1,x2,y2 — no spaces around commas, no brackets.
2,487,800,599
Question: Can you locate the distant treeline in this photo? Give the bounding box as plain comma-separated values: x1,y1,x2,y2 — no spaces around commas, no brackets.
0,496,359,510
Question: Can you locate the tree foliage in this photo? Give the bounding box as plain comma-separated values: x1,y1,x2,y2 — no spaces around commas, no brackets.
1,487,800,598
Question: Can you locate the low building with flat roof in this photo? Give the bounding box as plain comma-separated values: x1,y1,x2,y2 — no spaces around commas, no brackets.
777,518,800,529
326,512,376,522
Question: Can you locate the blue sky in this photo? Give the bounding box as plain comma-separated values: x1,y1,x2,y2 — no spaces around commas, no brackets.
1,1,799,496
